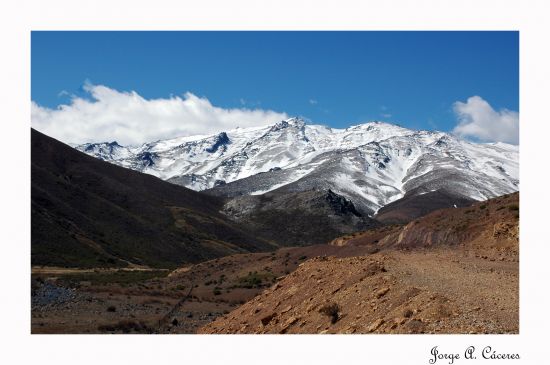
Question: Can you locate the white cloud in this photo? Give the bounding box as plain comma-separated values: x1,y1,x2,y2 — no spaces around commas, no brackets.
452,96,519,144
309,99,318,105
31,83,289,145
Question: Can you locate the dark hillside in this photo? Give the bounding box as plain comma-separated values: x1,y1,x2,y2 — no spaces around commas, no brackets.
31,129,276,269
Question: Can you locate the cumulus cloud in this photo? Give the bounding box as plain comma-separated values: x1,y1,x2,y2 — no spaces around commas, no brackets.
452,96,519,144
31,83,289,145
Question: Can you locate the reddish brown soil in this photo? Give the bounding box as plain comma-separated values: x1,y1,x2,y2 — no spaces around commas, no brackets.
200,193,519,334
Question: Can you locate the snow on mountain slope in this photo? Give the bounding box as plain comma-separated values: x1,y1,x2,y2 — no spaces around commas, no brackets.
76,117,519,213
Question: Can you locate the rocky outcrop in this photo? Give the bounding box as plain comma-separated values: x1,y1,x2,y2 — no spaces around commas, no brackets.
325,189,361,217
205,132,230,153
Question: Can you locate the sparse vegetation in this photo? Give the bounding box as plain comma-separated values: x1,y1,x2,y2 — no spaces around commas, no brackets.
97,320,153,333
56,269,169,287
234,271,276,289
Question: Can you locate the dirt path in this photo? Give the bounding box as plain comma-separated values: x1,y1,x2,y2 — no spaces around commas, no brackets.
387,249,518,332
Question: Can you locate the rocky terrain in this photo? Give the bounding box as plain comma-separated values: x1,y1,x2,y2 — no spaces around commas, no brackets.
32,193,518,334
31,245,372,333
200,193,519,334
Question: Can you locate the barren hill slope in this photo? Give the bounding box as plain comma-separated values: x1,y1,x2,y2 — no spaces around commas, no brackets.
333,192,518,252
199,193,519,334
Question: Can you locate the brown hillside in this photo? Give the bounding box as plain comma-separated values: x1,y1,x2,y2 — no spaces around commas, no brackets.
199,193,519,334
334,192,518,253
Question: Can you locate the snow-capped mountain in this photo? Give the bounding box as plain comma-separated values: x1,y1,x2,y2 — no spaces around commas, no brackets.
76,117,519,214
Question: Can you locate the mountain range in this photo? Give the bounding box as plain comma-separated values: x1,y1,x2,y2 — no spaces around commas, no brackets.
31,119,520,334
76,117,519,224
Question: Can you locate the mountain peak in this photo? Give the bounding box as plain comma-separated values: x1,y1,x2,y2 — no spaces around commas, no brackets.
271,117,306,130
347,120,409,132
285,116,306,124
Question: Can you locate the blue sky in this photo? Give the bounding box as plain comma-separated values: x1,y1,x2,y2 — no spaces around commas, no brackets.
31,31,519,145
